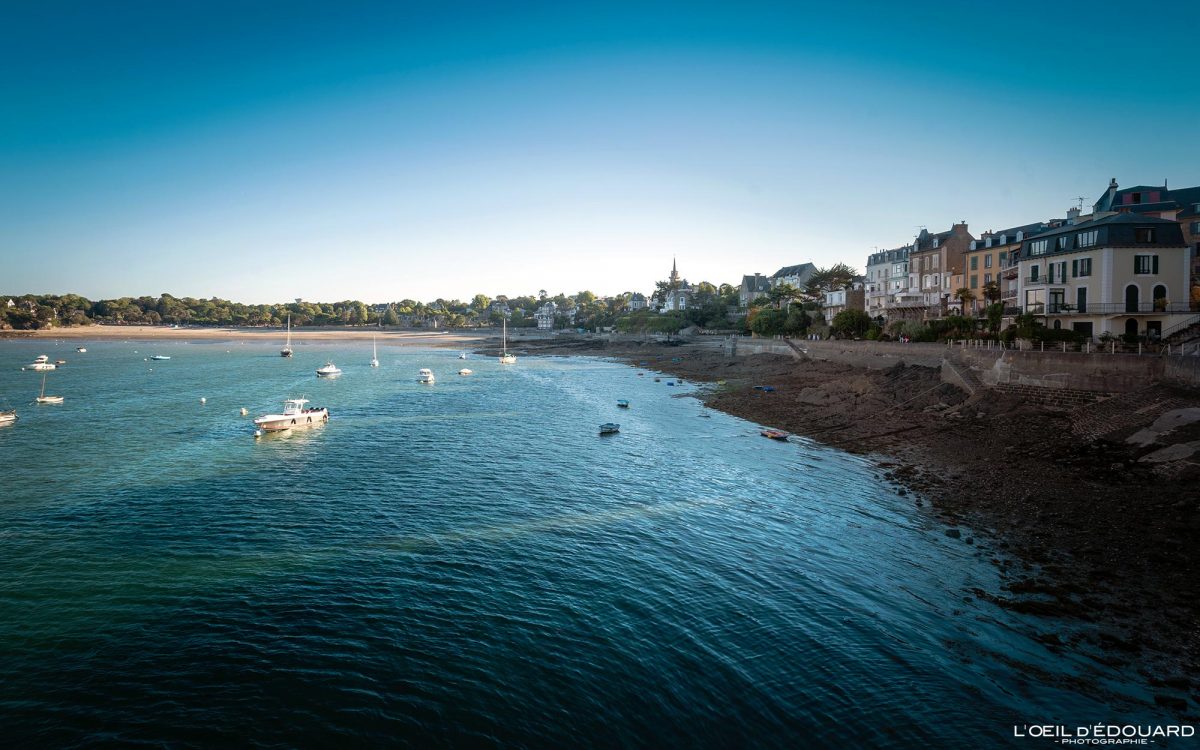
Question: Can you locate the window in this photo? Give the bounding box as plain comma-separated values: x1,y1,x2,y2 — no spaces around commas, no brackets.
1134,255,1158,274
984,273,992,285
1049,289,1065,313
1056,236,1070,250
1191,222,1200,234
1077,230,1098,248
1072,257,1092,277
970,275,978,289
1131,192,1142,204
984,255,992,268
1025,288,1045,314
1029,239,1048,256
1135,228,1156,243
1048,261,1067,283
970,256,978,270
1029,265,1040,281
999,251,1008,264
1076,287,1087,314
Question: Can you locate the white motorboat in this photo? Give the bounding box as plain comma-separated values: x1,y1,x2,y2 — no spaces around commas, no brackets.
316,362,342,378
281,313,293,358
150,355,171,361
499,319,516,365
370,336,379,367
0,410,17,425
24,355,55,371
458,368,472,376
253,398,329,432
417,368,436,384
36,372,63,404
75,347,87,353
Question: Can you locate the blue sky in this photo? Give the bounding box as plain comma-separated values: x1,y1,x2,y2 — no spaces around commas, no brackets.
2,1,1196,303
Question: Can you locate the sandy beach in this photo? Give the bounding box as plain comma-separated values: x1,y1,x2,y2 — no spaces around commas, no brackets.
6,325,489,347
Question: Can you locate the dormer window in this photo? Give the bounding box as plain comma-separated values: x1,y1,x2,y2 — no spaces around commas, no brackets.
933,238,939,248
1056,236,1070,250
1131,192,1142,204
1013,232,1021,242
1135,227,1156,243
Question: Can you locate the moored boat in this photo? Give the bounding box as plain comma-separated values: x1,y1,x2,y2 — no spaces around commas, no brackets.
617,399,629,408
761,429,790,441
599,423,620,435
316,362,342,378
0,410,17,424
417,368,436,384
458,368,472,375
253,398,329,432
370,336,379,368
499,319,516,365
75,347,87,353
36,372,63,404
150,355,171,361
281,313,293,357
24,355,55,371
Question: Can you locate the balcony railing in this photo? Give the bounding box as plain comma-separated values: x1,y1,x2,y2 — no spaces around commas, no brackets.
1057,302,1194,315
1024,276,1046,285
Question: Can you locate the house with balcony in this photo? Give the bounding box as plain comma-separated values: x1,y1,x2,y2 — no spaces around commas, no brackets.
904,223,975,319
1014,213,1190,340
535,301,557,330
865,245,912,320
964,222,1053,315
1092,177,1200,284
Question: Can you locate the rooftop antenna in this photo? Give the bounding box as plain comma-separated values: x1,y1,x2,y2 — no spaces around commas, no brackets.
1076,196,1085,211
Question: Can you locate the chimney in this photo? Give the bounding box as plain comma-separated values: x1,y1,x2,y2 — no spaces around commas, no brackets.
1067,206,1081,224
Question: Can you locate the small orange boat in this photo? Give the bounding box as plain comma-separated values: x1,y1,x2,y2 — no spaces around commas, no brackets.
761,429,790,441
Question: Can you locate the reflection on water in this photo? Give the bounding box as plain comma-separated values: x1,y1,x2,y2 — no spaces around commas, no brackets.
0,339,1183,747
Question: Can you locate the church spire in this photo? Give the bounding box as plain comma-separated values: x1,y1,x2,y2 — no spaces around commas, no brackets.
669,257,681,286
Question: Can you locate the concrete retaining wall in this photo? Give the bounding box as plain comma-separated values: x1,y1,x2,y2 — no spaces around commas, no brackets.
733,336,1173,394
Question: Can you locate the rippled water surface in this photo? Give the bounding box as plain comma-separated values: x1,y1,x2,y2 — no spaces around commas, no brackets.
0,338,1179,747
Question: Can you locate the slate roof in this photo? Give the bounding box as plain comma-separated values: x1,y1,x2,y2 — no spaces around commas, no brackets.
1020,213,1185,258
741,274,772,293
769,263,816,282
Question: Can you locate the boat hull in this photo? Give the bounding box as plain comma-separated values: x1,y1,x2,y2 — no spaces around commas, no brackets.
25,364,56,371
253,409,329,432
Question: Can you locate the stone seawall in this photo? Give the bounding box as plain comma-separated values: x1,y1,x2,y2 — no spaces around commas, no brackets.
731,337,1175,393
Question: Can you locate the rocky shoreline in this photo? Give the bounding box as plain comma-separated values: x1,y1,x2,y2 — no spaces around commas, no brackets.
502,335,1200,714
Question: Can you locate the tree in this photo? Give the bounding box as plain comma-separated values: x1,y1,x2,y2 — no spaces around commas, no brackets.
831,309,873,338
472,294,491,312
981,281,1001,306
767,282,802,310
953,287,976,313
804,263,859,302
383,307,400,326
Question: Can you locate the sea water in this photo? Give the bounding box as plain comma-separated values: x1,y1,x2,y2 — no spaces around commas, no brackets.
0,339,1182,746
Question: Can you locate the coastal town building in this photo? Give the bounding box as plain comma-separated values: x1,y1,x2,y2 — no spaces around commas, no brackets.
865,245,911,319
897,223,974,320
1014,213,1191,340
535,301,557,330
738,273,771,308
822,280,866,323
769,263,816,291
627,293,648,311
1092,178,1200,283
659,259,693,312
964,222,1053,315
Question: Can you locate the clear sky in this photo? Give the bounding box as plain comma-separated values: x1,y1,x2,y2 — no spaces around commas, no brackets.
2,0,1197,304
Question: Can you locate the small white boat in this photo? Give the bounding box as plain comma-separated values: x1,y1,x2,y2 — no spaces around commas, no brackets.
253,398,329,432
417,368,436,384
458,352,468,360
24,355,55,371
0,410,17,424
458,368,472,376
316,362,342,378
370,336,380,368
75,347,87,353
599,423,620,435
150,355,171,361
36,372,63,404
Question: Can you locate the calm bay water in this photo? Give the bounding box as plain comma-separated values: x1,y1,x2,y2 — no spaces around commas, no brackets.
0,338,1179,747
